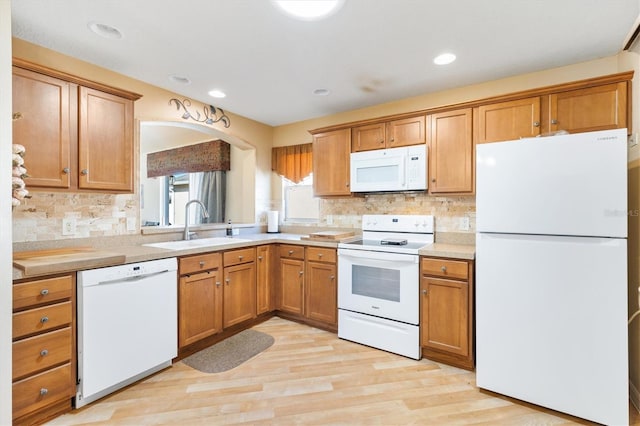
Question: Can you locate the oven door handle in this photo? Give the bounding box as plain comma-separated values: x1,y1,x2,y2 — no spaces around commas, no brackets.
338,248,418,263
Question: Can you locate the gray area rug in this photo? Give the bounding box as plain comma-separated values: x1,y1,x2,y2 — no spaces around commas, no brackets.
181,329,275,373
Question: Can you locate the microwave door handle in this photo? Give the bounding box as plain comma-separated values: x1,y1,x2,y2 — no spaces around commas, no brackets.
400,155,406,187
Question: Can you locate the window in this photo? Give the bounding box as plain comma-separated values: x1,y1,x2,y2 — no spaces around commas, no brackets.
283,175,319,222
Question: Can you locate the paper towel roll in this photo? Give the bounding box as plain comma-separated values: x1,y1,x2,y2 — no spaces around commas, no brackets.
267,210,279,233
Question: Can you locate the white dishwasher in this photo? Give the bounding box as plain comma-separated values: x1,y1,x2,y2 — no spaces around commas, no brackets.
76,257,177,408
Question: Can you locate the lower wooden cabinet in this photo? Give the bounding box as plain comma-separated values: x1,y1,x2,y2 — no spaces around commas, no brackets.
420,257,475,370
178,253,222,348
278,244,338,330
223,248,257,328
12,274,76,425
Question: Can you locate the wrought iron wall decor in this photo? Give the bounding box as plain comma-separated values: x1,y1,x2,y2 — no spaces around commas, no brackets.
169,98,231,128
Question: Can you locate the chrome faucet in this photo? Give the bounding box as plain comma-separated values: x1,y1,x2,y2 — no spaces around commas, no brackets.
184,199,209,240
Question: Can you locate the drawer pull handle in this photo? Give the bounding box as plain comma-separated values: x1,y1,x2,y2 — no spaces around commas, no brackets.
288,250,294,255
40,349,49,357
40,289,49,296
40,316,49,324
199,261,205,267
318,253,323,258
40,388,48,396
441,266,447,273
238,255,244,260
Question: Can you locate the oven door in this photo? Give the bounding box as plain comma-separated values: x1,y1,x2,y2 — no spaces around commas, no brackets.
337,248,419,324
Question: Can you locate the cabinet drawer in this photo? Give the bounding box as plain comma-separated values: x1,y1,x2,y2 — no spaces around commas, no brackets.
279,244,305,260
13,275,73,311
13,302,72,340
179,252,221,275
223,247,256,267
13,328,72,380
306,247,336,263
13,363,73,419
421,258,469,280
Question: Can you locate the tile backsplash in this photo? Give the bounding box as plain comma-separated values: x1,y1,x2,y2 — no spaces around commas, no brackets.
12,192,138,242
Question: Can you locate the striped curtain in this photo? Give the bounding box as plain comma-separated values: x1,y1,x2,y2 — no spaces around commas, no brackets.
271,143,313,183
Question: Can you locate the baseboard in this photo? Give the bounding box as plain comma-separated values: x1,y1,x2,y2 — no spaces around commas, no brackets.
630,380,640,413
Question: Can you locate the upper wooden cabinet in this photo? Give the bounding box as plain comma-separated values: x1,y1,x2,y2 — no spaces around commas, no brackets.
351,116,425,152
546,82,627,134
475,97,541,144
312,128,351,197
427,108,474,194
78,87,134,191
12,59,141,193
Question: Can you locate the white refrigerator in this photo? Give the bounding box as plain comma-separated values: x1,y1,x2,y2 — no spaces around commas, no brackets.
475,129,628,425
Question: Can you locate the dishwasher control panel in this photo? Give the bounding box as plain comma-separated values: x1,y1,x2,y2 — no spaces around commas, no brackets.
78,257,177,286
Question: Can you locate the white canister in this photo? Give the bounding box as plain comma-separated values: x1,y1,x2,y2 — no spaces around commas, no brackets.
267,210,279,233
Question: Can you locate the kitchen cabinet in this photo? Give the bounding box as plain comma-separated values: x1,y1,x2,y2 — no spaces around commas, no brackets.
256,244,274,315
420,257,474,370
312,128,351,196
305,247,337,327
278,244,338,330
427,108,474,194
475,97,541,144
223,247,257,328
351,116,425,152
12,274,76,424
278,244,305,315
178,253,222,348
12,59,141,192
545,82,627,134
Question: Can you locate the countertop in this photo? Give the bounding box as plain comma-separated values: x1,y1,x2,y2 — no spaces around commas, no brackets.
13,233,475,280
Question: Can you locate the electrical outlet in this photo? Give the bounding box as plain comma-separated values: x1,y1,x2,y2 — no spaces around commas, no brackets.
126,217,136,231
62,218,76,236
326,215,333,225
629,133,639,147
460,216,470,231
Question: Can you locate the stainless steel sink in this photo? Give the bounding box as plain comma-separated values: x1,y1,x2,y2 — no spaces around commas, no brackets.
143,237,251,250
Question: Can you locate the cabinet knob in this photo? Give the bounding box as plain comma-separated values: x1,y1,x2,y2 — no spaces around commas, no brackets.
441,266,447,272
40,316,49,324
199,261,205,267
422,289,428,295
346,182,349,187
238,255,244,260
299,271,304,276
258,256,263,260
390,137,395,142
80,169,88,175
318,253,323,258
40,289,49,296
62,167,70,174
40,388,48,396
551,119,558,125
12,112,23,120
431,178,436,183
379,140,384,144
216,281,221,287
533,121,540,127
330,275,335,280
288,250,294,255
40,349,49,357
225,278,230,284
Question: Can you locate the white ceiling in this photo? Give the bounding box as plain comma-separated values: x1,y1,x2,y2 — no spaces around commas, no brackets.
11,0,640,126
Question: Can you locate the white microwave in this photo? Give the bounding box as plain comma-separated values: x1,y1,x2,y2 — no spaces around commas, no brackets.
350,145,427,192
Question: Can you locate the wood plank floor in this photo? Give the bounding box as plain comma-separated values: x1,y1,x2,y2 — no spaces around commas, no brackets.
48,317,638,425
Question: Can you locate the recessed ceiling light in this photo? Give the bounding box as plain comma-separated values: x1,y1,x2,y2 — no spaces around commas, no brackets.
208,90,226,99
312,88,330,96
87,21,123,40
434,53,456,65
168,74,191,85
272,0,346,21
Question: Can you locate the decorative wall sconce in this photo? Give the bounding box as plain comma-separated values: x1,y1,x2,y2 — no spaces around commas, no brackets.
169,98,231,128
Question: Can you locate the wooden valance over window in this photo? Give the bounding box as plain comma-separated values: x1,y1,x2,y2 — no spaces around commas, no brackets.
271,143,312,184
147,139,230,178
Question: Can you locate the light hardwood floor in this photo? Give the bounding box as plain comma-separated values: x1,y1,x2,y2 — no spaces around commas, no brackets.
49,317,637,425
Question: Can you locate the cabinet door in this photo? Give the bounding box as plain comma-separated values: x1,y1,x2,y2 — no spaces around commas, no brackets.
387,116,425,148
313,129,351,196
421,276,469,357
12,67,72,188
223,262,256,328
428,109,473,194
476,97,541,143
351,123,386,152
179,270,222,348
279,258,304,315
305,261,337,326
78,86,133,191
549,82,627,134
256,245,273,315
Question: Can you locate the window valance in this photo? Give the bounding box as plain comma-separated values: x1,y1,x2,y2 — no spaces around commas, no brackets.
147,139,230,178
271,143,313,184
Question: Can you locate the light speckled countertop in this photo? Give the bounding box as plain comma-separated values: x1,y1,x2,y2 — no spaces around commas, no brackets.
13,232,475,280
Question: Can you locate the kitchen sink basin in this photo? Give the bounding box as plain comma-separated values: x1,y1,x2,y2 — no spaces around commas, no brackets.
143,237,251,250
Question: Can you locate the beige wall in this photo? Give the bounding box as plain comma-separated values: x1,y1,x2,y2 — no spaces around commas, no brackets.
11,38,274,242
